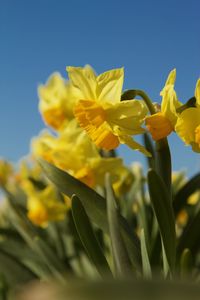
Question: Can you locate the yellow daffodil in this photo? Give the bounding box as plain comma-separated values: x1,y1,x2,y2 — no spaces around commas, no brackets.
175,79,200,152
38,73,79,131
26,185,67,227
68,65,150,156
32,120,129,188
145,69,181,141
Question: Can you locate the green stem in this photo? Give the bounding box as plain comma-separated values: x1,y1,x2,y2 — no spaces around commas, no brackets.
136,90,172,193
135,90,156,115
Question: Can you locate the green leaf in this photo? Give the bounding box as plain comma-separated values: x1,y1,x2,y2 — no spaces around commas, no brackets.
147,169,176,271
173,173,200,216
140,229,152,279
105,174,132,277
39,159,141,270
72,195,111,277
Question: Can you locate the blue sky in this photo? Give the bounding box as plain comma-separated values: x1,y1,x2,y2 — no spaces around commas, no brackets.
0,0,200,175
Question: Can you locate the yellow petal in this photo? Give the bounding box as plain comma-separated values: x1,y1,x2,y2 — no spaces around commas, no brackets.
96,68,124,104
27,199,49,227
117,132,151,157
175,107,200,148
160,69,181,126
38,73,66,108
105,100,147,134
66,65,97,100
31,130,56,163
195,79,200,106
163,69,176,87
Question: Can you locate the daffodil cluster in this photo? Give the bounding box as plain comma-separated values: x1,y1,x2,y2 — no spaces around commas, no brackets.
32,65,152,226
36,65,155,188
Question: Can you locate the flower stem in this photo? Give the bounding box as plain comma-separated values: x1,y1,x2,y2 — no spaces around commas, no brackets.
135,90,156,115
136,90,172,193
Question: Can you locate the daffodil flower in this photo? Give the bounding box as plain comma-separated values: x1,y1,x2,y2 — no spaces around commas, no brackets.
26,185,67,227
32,120,131,188
68,65,150,156
175,79,200,152
145,69,181,141
38,73,80,131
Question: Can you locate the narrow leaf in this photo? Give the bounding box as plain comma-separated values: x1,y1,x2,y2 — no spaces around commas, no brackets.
105,174,132,277
72,195,112,277
147,169,176,271
140,229,152,279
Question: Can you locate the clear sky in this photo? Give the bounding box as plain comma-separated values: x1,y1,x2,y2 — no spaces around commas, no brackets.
0,0,200,175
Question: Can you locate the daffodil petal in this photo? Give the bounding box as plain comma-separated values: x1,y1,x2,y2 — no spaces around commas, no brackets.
105,100,147,134
175,107,200,145
96,68,124,104
67,65,97,100
118,133,151,157
162,69,176,87
160,69,181,126
195,79,200,107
